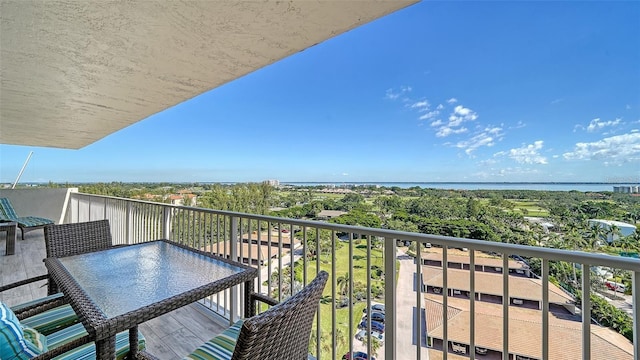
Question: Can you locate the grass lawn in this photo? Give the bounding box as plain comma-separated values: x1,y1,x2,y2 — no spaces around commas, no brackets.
513,200,549,217
305,241,386,359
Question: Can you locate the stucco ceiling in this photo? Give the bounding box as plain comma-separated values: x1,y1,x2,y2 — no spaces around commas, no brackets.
0,1,417,149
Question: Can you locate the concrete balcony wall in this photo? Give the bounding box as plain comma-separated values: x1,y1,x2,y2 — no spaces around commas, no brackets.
0,188,77,224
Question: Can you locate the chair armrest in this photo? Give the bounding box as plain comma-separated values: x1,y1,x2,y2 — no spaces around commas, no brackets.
0,274,48,293
250,292,279,307
0,274,67,319
31,334,93,360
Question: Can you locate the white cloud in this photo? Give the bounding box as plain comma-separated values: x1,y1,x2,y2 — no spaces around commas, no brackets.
436,104,444,110
342,173,349,176
411,100,430,109
437,126,468,138
385,86,412,100
504,140,548,164
454,126,504,155
447,98,458,104
430,104,482,141
419,110,440,120
550,98,563,105
445,105,479,128
562,132,640,164
453,105,478,120
627,105,632,110
586,118,622,132
385,89,399,100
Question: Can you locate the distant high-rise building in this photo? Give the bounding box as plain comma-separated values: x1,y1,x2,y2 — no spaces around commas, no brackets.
264,179,280,187
613,185,640,194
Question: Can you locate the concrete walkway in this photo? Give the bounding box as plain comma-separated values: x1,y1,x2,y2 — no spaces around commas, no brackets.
396,249,429,359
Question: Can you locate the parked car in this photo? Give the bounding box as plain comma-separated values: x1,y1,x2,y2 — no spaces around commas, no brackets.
342,351,375,360
605,280,626,292
358,320,385,333
355,329,384,344
362,304,386,314
362,311,385,323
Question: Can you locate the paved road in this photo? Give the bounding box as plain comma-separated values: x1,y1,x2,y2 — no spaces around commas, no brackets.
256,245,430,359
395,249,429,360
602,289,633,315
259,245,304,294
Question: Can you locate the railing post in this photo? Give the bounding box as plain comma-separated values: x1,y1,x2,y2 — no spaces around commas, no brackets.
581,263,591,360
103,198,107,221
633,270,639,360
162,207,171,240
230,216,240,323
384,236,396,360
126,201,133,245
88,196,92,221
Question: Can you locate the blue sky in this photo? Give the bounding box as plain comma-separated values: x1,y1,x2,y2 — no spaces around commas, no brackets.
1,1,639,184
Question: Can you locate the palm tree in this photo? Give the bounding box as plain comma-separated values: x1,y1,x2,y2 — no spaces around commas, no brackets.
617,233,640,255
584,223,606,250
337,273,350,297
362,336,382,357
563,230,589,286
606,224,622,246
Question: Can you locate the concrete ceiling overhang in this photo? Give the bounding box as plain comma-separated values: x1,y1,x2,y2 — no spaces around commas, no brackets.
0,0,417,149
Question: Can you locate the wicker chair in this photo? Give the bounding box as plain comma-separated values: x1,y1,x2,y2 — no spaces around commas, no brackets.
141,270,329,360
44,219,114,295
0,219,115,316
0,220,138,360
229,270,328,360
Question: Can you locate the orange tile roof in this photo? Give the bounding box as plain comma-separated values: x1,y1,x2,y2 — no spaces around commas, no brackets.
422,249,526,269
425,294,633,360
427,349,474,360
422,265,574,305
242,231,301,246
205,240,289,263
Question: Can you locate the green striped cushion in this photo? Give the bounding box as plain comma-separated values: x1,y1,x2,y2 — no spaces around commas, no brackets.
0,198,18,218
20,304,78,335
46,323,87,349
9,293,65,313
184,320,244,360
14,216,54,227
22,325,48,352
52,329,145,360
1,301,40,359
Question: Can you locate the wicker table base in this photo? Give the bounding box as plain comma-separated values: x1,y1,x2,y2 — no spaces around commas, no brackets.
1,221,17,255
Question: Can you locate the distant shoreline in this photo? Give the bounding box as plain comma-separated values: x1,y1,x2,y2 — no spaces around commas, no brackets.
283,182,637,185
281,182,640,192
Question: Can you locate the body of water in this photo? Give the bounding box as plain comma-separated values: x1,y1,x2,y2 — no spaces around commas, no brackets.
283,182,638,192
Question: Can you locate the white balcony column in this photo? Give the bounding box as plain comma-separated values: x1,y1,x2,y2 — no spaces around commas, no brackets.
384,237,396,360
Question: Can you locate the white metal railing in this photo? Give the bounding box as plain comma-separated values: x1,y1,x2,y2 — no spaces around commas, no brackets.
67,192,640,360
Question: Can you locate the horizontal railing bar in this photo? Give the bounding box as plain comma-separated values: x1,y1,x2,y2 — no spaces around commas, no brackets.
71,192,640,271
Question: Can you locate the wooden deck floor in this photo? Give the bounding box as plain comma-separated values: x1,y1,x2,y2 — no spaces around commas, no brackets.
0,230,226,359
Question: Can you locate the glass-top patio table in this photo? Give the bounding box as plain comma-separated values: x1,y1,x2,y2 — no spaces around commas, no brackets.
44,239,258,359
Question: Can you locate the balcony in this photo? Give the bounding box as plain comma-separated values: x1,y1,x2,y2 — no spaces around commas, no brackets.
1,191,638,360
